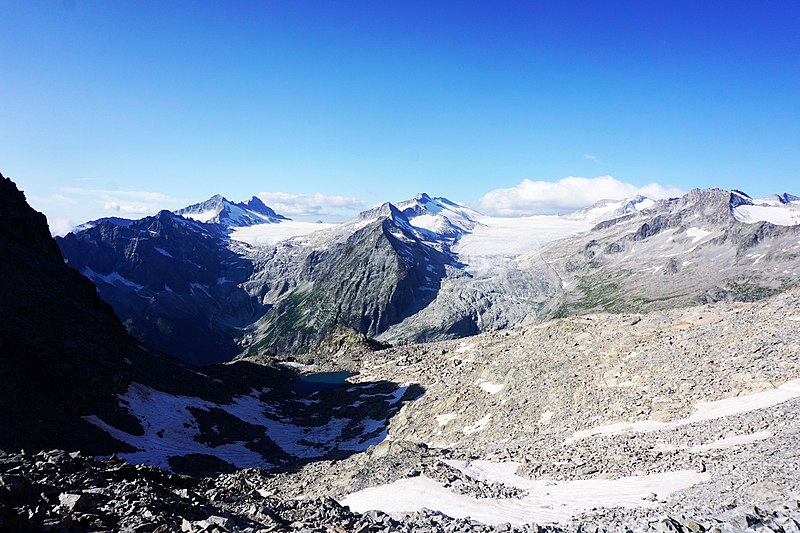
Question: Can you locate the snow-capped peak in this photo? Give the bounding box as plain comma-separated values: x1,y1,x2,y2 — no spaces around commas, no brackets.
569,195,655,223
176,194,289,228
397,193,483,235
732,190,800,226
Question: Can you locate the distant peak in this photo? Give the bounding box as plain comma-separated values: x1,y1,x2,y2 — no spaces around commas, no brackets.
415,192,432,202
776,192,800,204
237,196,288,220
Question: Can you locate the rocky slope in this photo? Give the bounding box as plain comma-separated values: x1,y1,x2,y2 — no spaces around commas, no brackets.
5,280,798,531
544,188,800,316
241,288,800,531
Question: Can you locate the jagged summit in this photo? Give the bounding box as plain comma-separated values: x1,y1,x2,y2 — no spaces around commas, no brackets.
396,193,482,235
176,194,288,228
240,195,287,219
0,173,63,258
762,192,800,205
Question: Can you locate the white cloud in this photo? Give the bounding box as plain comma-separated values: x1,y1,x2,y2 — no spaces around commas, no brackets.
256,191,365,217
48,217,76,237
53,187,176,219
583,154,600,162
63,187,173,203
476,176,683,216
103,201,156,215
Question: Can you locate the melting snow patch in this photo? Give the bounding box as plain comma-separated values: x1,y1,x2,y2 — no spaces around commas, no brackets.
475,379,504,395
81,267,144,291
341,463,708,526
82,383,268,470
435,413,458,426
463,414,491,434
685,227,711,244
277,361,317,372
85,382,395,469
538,410,554,424
689,431,772,453
565,379,800,444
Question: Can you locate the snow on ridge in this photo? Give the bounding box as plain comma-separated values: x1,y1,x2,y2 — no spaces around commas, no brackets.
81,267,144,291
733,203,800,226
182,209,219,223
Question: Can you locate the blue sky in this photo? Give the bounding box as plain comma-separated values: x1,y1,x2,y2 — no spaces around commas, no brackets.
1,1,798,230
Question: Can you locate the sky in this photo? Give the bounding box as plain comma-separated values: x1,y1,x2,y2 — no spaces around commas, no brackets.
1,1,798,232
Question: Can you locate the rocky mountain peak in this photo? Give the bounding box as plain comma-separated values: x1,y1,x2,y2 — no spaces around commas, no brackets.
357,201,407,222
235,196,288,221
772,192,800,204
176,194,227,216
175,193,287,228
0,173,63,259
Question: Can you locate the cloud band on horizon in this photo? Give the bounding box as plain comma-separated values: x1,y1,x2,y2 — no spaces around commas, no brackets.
476,176,684,217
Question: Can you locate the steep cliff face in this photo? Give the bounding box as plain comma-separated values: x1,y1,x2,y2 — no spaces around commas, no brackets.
0,174,135,453
57,211,261,364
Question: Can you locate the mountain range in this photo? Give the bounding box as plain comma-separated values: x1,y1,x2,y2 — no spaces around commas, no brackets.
56,186,800,365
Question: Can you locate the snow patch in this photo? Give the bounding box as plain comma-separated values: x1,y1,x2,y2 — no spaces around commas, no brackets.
475,379,504,395
85,382,396,469
81,267,144,291
83,383,269,470
689,431,772,453
734,204,800,226
341,466,708,526
566,379,800,444
463,414,491,434
435,413,458,426
685,227,711,244
538,410,554,424
182,210,218,223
